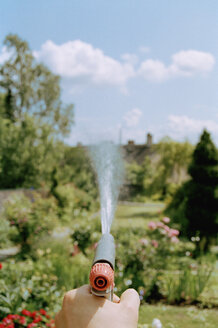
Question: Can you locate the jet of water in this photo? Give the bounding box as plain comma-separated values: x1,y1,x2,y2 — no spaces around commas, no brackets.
89,142,124,234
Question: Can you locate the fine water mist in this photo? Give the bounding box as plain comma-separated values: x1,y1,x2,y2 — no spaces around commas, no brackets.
89,142,124,234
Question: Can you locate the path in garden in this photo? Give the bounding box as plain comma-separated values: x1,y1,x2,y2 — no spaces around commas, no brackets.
0,245,20,260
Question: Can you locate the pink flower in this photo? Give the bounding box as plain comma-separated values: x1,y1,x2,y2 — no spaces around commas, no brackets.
162,217,170,224
163,225,170,232
151,240,159,248
148,221,156,230
169,229,179,237
171,236,179,243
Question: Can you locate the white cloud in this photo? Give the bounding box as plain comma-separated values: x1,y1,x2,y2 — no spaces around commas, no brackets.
123,108,143,127
139,59,169,82
0,40,215,91
138,50,215,82
166,115,218,144
171,50,215,75
34,40,135,88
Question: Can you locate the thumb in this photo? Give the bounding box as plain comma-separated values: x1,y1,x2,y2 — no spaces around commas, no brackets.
120,288,140,312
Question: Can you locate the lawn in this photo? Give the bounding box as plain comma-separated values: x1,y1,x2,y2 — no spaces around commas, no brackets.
112,202,164,229
139,304,218,328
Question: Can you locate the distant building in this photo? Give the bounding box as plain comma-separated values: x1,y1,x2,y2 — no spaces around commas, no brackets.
122,132,156,164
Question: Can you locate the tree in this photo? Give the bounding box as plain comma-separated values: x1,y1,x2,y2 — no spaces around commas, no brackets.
0,116,57,188
186,130,218,250
154,138,193,195
0,34,73,135
166,130,218,253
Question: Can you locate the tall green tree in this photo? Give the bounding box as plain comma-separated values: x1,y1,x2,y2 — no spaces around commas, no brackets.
0,34,73,135
166,130,218,252
186,130,218,249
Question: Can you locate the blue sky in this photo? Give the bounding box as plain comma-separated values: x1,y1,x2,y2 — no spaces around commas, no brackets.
1,0,218,145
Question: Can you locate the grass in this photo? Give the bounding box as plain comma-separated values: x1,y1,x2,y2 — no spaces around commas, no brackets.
139,304,218,328
112,202,164,229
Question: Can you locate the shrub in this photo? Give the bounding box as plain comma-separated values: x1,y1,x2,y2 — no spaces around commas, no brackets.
164,262,212,304
0,310,55,328
71,216,101,255
166,130,218,253
54,184,97,222
114,217,200,302
3,193,58,257
0,259,62,318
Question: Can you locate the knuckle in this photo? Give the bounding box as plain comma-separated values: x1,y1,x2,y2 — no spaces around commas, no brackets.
63,290,75,306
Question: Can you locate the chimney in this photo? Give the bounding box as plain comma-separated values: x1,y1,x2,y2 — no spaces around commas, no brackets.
128,140,135,145
146,133,152,146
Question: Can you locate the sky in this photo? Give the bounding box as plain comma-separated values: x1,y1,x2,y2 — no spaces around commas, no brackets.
1,0,218,145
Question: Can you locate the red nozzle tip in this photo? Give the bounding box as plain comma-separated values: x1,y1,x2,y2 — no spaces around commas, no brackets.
89,263,114,291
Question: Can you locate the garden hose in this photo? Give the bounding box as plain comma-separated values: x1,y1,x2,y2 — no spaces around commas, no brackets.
89,233,115,301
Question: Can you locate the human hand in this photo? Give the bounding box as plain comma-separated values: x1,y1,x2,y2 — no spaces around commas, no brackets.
55,285,140,328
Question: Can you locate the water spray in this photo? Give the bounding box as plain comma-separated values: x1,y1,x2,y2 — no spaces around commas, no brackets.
88,142,124,301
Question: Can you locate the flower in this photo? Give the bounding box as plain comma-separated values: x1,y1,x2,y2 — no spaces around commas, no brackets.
33,316,42,323
162,217,170,224
21,309,32,317
27,323,36,328
39,309,47,316
139,238,149,246
169,229,179,237
151,240,159,248
0,263,2,270
148,221,156,230
152,318,162,328
19,316,26,325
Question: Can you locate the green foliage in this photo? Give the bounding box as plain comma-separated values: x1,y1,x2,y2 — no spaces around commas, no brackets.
0,116,58,188
56,146,97,198
54,184,97,221
151,139,193,199
126,157,154,198
0,217,15,249
0,34,74,135
164,263,212,304
165,182,190,234
166,130,218,252
35,239,91,292
0,259,62,317
3,193,58,257
114,219,194,302
186,131,218,242
71,216,101,254
126,140,193,201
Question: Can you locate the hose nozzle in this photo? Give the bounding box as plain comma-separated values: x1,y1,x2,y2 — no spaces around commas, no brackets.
89,233,115,301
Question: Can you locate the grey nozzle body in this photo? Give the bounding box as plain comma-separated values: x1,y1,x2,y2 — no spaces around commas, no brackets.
93,233,115,269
